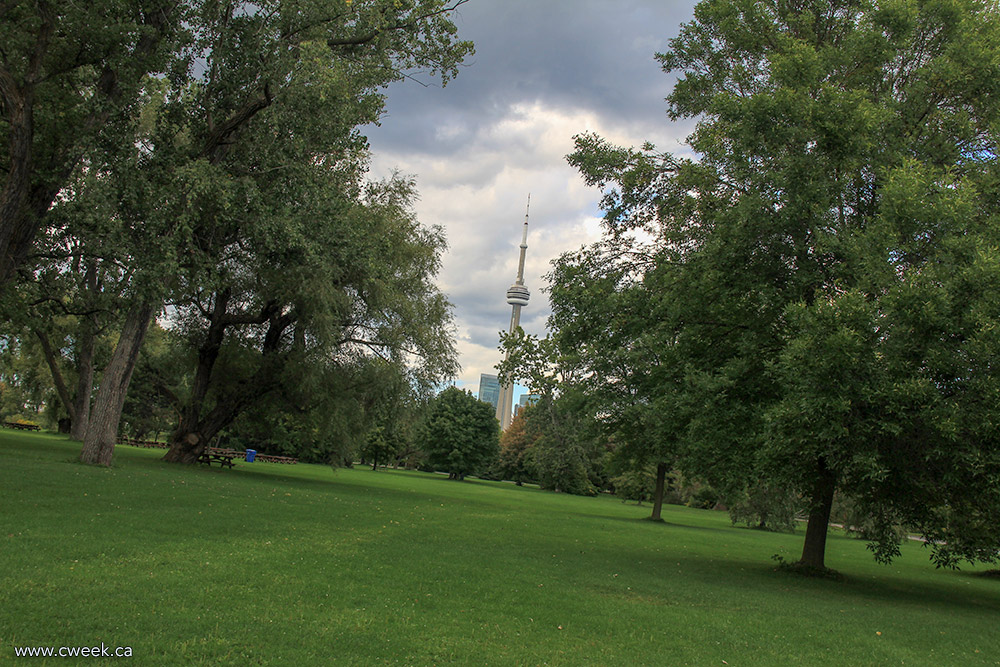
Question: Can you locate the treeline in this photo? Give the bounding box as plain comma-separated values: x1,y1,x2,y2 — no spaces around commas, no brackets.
0,1,473,466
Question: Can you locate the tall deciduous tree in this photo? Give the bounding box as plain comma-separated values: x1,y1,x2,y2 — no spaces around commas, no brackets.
567,0,1000,571
495,406,534,485
162,175,458,463
544,240,683,516
51,0,472,465
420,386,498,480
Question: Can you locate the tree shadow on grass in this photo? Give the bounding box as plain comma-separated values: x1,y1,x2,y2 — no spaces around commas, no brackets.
593,539,1000,617
573,510,738,536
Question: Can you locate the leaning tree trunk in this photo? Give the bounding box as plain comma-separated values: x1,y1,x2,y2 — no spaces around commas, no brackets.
163,430,207,464
163,302,292,464
162,292,230,464
34,328,77,428
33,297,98,441
70,324,96,442
79,303,154,466
164,400,244,464
799,459,837,569
650,461,668,521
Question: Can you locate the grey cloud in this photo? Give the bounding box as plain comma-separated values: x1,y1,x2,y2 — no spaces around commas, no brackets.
370,0,696,157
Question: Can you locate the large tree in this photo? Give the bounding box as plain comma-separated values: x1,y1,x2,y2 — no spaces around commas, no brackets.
44,0,473,465
420,386,499,480
544,240,684,516
498,330,608,496
161,175,458,464
494,406,534,486
567,0,1000,571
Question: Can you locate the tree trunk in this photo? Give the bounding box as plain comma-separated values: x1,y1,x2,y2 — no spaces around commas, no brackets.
34,328,76,424
33,304,98,442
163,430,205,464
799,459,837,569
70,323,96,441
163,290,237,464
70,263,101,441
0,63,37,290
79,303,155,465
650,461,668,521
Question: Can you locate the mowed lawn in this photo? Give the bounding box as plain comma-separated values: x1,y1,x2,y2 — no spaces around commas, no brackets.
1,432,998,666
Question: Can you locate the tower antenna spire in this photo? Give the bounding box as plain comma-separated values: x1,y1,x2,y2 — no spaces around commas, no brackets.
516,194,529,284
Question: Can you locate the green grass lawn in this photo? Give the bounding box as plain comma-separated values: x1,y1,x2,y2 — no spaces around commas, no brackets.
1,431,998,665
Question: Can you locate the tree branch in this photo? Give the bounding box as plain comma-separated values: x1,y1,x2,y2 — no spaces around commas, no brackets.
145,362,182,412
202,84,273,163
326,0,470,49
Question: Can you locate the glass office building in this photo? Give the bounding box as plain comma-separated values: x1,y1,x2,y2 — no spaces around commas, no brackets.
478,373,501,411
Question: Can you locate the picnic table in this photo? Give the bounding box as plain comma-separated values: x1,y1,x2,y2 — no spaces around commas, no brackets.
194,447,299,466
4,422,40,431
198,447,243,468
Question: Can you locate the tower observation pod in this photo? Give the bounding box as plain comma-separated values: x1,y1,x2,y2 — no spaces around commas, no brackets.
496,197,531,430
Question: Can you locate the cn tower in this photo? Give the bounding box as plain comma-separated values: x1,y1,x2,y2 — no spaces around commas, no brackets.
496,197,530,430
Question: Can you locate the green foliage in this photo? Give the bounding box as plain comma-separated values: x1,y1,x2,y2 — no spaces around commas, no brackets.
0,334,52,424
527,394,607,496
831,494,909,545
497,330,611,496
143,0,470,455
2,0,473,463
219,356,413,465
563,0,1000,569
360,426,400,470
687,485,720,511
120,323,182,441
420,386,499,480
728,481,801,533
492,406,534,485
0,0,190,285
611,468,655,505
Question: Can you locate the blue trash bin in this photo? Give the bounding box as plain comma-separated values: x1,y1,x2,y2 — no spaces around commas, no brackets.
246,449,256,463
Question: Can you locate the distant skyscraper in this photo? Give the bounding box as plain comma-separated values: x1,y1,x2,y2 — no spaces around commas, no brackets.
514,393,540,417
496,198,531,430
478,373,500,410
519,393,539,409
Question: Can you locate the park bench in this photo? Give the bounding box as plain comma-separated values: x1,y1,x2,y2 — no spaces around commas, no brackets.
254,453,298,464
4,422,40,431
117,437,169,449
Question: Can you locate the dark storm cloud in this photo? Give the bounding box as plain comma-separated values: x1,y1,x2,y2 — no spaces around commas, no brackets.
371,0,696,157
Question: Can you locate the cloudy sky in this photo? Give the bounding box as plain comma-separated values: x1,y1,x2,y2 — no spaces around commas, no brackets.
364,0,700,400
